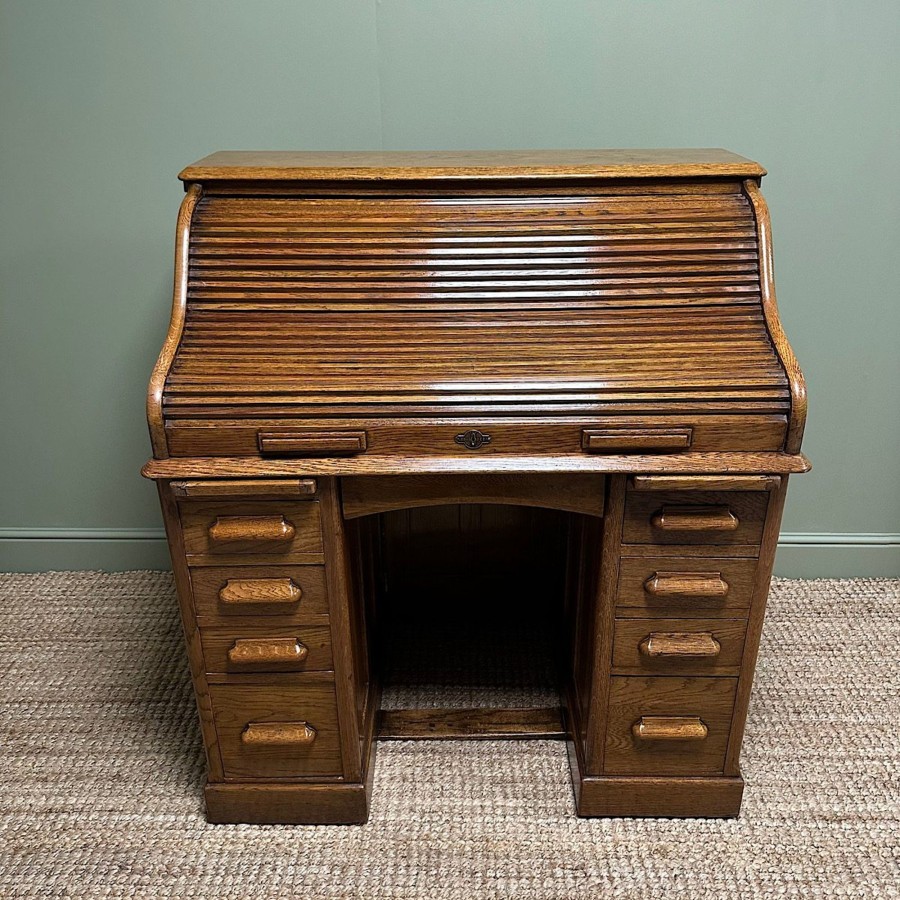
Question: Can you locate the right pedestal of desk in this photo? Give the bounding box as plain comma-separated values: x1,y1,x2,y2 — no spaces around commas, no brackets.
567,473,788,817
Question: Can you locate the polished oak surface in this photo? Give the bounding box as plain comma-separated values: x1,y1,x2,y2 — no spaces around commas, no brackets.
161,184,790,447
145,150,807,824
180,148,766,182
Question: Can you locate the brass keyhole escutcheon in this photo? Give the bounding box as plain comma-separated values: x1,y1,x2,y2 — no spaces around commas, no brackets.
455,429,492,450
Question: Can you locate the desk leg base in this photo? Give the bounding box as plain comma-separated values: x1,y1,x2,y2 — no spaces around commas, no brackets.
573,772,745,818
204,782,370,825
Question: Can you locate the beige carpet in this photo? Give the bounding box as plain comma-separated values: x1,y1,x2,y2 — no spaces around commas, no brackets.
0,573,897,899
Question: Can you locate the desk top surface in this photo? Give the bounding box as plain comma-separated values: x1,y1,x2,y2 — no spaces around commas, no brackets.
180,149,766,182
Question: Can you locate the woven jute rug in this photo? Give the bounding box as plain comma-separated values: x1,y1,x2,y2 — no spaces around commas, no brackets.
0,572,897,899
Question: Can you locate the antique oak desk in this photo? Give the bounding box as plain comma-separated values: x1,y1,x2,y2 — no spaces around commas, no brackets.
143,150,809,824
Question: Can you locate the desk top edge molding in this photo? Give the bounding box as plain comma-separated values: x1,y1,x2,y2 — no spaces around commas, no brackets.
142,452,811,480
179,148,767,182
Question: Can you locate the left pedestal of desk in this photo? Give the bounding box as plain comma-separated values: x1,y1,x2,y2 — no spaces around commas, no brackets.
154,475,378,824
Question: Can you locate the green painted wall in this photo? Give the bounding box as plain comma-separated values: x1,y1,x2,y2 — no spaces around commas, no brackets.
1,0,898,575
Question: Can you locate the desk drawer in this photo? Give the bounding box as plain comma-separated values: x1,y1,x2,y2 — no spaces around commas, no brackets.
190,566,329,623
623,491,768,547
612,618,747,675
604,676,737,776
202,625,333,674
165,414,789,457
180,501,324,564
210,679,342,780
616,556,758,616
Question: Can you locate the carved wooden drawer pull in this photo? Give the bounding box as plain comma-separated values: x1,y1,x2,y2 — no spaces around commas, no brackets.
643,571,730,599
258,430,367,457
581,426,692,453
650,505,739,532
208,516,296,545
218,578,303,606
639,632,721,658
241,722,317,746
632,716,708,742
227,638,309,666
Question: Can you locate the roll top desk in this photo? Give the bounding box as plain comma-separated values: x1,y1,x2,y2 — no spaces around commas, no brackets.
143,150,809,824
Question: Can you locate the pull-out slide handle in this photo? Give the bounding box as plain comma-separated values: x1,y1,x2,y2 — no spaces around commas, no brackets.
241,722,317,746
258,430,367,457
227,638,309,666
581,427,693,453
208,516,295,546
639,632,721,658
632,716,708,742
643,571,730,599
218,577,303,606
650,505,739,532
171,478,317,499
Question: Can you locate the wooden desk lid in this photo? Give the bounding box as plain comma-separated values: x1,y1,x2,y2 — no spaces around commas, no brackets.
149,153,805,460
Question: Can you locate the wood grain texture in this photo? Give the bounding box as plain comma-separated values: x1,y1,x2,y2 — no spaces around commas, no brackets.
624,490,767,546
147,184,201,458
725,476,790,774
208,515,296,546
156,483,224,780
616,556,758,616
218,576,303,607
572,771,744,818
604,676,738,775
744,180,807,453
190,565,329,622
377,707,566,740
581,426,693,452
582,474,628,773
639,631,722,659
201,625,333,674
649,504,739,533
341,473,606,519
179,500,323,563
167,416,787,459
162,184,791,433
613,618,746,675
632,716,709,741
318,477,367,783
258,430,367,457
142,451,812,479
631,474,781,492
228,638,309,666
241,721,318,746
204,781,369,825
171,478,317,498
643,571,731,599
180,149,766,182
209,680,343,780
145,152,807,823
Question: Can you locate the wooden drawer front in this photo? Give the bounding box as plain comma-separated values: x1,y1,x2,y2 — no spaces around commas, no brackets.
210,681,342,779
612,618,747,675
191,566,329,623
605,676,737,776
180,501,323,563
202,625,333,674
617,557,758,617
165,414,788,457
623,491,768,547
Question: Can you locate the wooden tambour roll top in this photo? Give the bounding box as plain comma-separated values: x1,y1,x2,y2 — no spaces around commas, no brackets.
147,150,807,470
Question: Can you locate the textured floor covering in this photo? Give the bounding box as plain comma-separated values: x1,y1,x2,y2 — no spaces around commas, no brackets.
0,573,897,899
